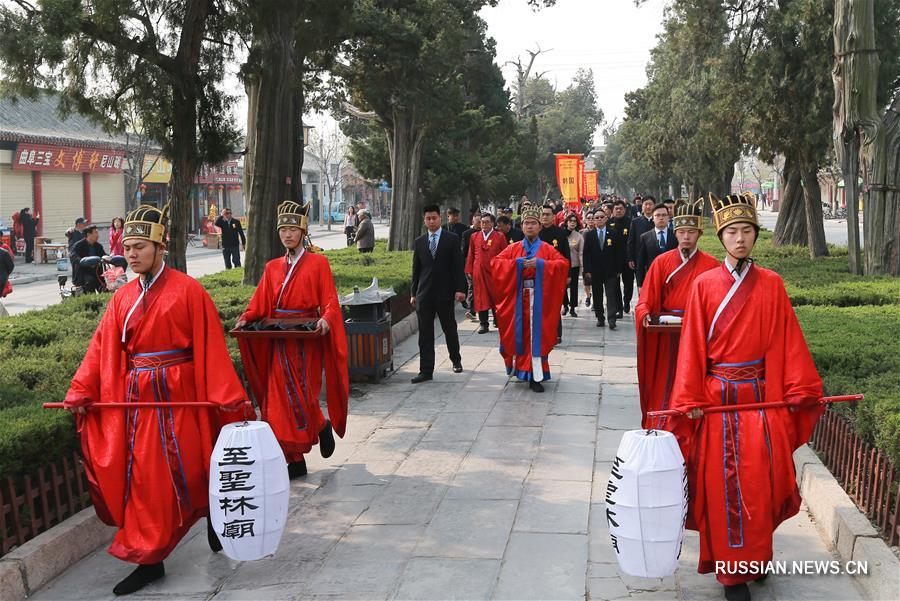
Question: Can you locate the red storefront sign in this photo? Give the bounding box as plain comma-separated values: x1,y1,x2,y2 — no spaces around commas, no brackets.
195,161,242,185
12,143,125,173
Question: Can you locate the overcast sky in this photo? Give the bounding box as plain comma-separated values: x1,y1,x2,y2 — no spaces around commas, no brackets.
298,1,670,139
480,0,668,144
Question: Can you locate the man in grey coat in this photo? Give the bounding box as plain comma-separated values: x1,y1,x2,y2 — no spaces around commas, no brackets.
354,209,375,253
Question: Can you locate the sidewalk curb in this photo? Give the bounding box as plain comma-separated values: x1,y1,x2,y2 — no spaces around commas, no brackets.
9,272,62,286
793,445,899,601
391,311,419,348
0,508,115,600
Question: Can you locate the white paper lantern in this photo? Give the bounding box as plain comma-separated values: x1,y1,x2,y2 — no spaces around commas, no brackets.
209,421,289,561
605,429,687,578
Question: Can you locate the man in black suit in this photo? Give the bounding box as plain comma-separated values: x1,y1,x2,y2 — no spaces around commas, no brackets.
444,207,468,237
608,199,634,318
582,210,625,329
496,215,523,245
627,196,657,287
214,207,246,269
410,204,467,383
635,203,677,287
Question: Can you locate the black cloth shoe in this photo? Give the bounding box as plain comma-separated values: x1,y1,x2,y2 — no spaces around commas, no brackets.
724,583,751,601
616,311,624,319
529,380,545,393
319,420,335,459
561,306,568,316
411,373,433,384
113,563,165,596
477,324,489,334
596,318,605,327
569,309,578,317
287,459,307,480
452,362,463,373
609,321,617,330
207,514,222,553
623,306,631,314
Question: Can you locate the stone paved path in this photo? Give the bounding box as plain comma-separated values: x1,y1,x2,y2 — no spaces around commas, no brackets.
31,308,865,601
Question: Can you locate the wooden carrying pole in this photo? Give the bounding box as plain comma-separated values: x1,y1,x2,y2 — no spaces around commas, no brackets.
43,402,251,410
646,394,863,417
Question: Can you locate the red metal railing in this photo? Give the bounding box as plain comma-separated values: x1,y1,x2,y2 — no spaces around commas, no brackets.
1,452,92,556
810,408,899,546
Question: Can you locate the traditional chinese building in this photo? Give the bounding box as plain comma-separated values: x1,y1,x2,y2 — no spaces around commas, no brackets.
0,92,130,242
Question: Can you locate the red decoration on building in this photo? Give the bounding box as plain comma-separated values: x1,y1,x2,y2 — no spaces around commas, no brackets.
12,143,125,173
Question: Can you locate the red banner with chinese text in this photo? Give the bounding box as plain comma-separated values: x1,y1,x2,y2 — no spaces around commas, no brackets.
583,170,599,200
555,154,582,205
12,143,125,173
575,158,585,206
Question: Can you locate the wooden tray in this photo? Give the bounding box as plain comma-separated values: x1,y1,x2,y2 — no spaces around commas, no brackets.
229,318,322,339
645,315,682,332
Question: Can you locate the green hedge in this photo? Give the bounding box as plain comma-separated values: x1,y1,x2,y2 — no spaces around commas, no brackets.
794,304,900,461
697,230,899,461
0,241,411,476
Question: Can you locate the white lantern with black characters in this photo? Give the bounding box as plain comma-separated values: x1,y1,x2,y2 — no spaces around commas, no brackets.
209,421,290,561
606,429,688,578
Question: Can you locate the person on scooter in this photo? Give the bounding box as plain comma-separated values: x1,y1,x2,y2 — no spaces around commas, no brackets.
70,225,106,292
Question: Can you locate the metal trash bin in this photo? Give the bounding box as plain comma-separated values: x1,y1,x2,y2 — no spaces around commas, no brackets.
341,278,396,382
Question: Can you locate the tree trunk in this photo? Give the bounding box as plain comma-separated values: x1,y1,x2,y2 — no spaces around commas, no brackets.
841,137,863,273
242,18,296,285
162,0,209,272
800,167,829,257
166,97,198,273
863,93,900,274
386,108,427,251
833,0,868,274
721,162,736,199
291,85,305,204
773,156,807,245
244,75,258,201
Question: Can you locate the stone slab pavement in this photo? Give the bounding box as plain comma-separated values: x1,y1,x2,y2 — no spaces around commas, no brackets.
29,305,866,601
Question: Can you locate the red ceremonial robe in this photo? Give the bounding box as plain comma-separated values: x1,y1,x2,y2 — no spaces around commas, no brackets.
465,229,508,312
634,248,719,429
64,268,251,564
238,250,349,463
492,237,569,381
666,262,824,585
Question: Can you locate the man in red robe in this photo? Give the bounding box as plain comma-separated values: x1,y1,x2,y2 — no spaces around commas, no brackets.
666,193,824,601
634,198,718,429
466,212,508,334
492,205,569,393
64,204,251,595
236,200,349,480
